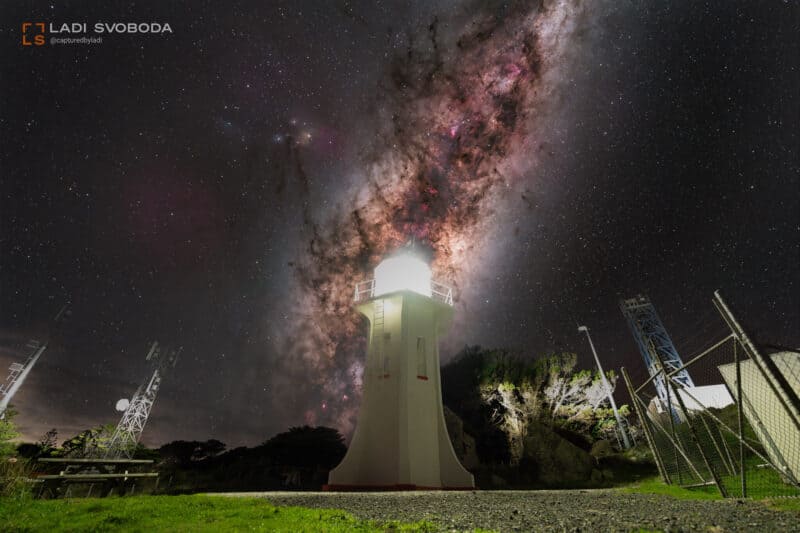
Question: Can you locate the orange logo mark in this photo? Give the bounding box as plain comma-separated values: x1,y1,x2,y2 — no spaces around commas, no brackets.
22,22,46,46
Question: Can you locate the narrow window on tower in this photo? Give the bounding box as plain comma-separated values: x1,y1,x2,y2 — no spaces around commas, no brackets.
372,332,381,376
383,332,391,377
416,337,428,380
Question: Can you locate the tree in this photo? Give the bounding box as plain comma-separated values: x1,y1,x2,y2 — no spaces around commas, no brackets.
59,424,115,457
195,439,226,460
158,439,226,465
132,443,160,461
158,440,201,466
584,375,610,410
0,408,20,457
38,428,58,456
257,426,347,488
546,369,590,419
443,346,634,464
260,426,346,469
16,443,42,459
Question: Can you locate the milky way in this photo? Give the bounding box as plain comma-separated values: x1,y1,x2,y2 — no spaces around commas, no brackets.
4,0,797,448
273,0,589,437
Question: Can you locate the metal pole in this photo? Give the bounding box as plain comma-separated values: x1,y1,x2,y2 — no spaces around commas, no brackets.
674,382,795,483
622,367,671,484
634,334,735,395
663,367,683,484
579,326,632,449
670,377,728,496
642,399,707,482
717,423,737,477
0,342,47,417
0,302,68,418
698,411,734,476
713,291,800,432
649,339,729,497
734,340,746,498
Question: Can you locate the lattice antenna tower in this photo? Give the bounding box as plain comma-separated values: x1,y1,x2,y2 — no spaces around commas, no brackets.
620,295,694,411
0,303,70,418
104,341,181,459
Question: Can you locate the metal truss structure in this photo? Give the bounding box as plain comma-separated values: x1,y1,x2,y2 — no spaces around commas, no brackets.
620,295,695,412
103,341,181,459
0,303,69,419
0,339,47,418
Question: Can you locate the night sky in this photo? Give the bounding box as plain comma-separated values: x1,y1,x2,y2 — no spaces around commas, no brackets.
1,1,798,448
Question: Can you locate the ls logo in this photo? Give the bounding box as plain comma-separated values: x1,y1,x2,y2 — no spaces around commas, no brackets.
22,22,46,46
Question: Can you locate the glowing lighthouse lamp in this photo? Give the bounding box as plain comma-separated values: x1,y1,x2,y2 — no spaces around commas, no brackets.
327,251,473,490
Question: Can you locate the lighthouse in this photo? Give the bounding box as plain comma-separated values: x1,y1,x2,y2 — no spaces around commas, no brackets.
326,251,475,490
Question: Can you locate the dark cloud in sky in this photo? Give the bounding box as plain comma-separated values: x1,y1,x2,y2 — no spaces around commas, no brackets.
1,1,797,448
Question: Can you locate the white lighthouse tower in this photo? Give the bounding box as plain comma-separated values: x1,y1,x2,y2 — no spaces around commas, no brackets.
326,251,474,490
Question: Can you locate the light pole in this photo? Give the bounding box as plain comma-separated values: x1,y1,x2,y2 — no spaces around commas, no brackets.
578,325,632,449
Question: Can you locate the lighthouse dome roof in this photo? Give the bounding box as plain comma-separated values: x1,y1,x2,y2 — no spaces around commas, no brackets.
373,253,432,298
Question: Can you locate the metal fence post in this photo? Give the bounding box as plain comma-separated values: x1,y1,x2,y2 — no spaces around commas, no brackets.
666,376,728,495
697,411,734,476
734,339,747,498
622,367,671,484
664,379,683,484
648,337,729,497
713,291,800,432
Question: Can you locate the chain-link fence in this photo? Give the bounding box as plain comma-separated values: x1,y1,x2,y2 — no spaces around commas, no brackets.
622,292,800,498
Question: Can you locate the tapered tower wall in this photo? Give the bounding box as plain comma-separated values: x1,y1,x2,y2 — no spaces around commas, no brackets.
327,290,474,489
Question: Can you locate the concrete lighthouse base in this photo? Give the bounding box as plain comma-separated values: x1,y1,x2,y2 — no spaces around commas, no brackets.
326,290,475,491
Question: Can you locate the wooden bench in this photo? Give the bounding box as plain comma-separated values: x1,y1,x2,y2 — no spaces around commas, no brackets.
33,457,159,498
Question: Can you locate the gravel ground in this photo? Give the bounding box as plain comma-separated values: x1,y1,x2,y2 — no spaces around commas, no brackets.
216,489,800,532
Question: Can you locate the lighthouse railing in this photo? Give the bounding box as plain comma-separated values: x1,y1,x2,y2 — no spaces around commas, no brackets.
431,280,454,306
354,279,376,302
354,279,453,306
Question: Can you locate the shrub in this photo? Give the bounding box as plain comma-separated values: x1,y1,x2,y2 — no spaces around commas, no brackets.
0,457,34,499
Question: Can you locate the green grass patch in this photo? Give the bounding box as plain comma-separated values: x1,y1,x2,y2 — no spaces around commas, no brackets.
623,476,721,500
625,475,800,508
0,494,437,532
716,461,800,499
761,497,800,513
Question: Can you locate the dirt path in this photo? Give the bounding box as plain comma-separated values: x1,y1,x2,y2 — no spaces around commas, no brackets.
217,489,799,532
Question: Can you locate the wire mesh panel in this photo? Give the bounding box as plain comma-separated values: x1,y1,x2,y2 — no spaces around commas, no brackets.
623,296,800,499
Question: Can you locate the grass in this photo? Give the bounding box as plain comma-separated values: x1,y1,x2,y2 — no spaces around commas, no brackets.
0,494,438,532
625,475,800,511
761,497,800,513
716,460,800,499
623,476,721,500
